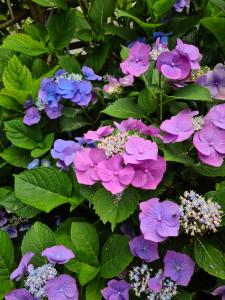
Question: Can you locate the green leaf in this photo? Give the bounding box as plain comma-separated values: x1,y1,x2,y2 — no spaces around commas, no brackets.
4,119,43,150
85,43,111,72
168,84,212,102
60,108,89,132
78,264,100,286
0,47,14,80
55,218,77,251
3,55,33,92
195,238,225,279
31,0,67,8
100,234,133,278
0,230,14,299
138,88,157,116
2,34,48,56
93,188,140,231
58,55,81,73
120,45,129,60
102,98,147,119
1,88,30,104
210,0,225,10
200,17,225,50
31,133,55,158
161,143,194,165
0,146,31,168
89,0,115,27
193,162,225,177
0,191,40,218
174,288,192,300
153,0,176,19
71,222,99,266
86,278,105,300
48,10,76,50
15,167,72,212
0,94,21,111
21,222,56,266
116,9,161,30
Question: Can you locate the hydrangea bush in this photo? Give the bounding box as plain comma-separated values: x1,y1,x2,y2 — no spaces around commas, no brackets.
0,0,225,299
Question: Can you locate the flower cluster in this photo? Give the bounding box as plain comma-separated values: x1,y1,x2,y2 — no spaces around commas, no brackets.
160,104,225,166
180,191,222,236
6,245,78,300
23,66,101,126
0,210,29,238
72,118,166,194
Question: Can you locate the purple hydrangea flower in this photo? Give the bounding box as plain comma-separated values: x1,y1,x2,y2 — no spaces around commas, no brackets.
56,78,76,99
156,50,191,80
84,126,114,142
101,279,131,300
175,39,202,69
196,64,225,100
193,122,225,167
160,109,198,143
51,139,82,167
205,103,225,129
45,103,63,119
38,78,61,107
173,0,190,12
27,159,40,170
120,42,151,77
82,66,102,81
71,80,93,106
129,235,159,262
131,155,166,190
42,245,75,264
128,37,147,48
0,211,7,227
23,107,41,126
47,274,79,300
23,99,34,109
212,286,225,300
120,223,135,240
2,226,18,238
5,288,35,300
139,198,180,242
10,252,34,281
123,136,158,164
97,154,135,194
148,270,164,292
164,250,195,286
74,148,106,185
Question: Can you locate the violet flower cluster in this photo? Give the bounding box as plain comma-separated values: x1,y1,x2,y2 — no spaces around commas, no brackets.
23,66,101,126
6,245,78,300
160,104,225,167
71,118,166,195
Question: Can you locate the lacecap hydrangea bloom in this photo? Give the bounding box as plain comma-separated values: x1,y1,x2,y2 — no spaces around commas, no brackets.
101,279,131,300
73,118,166,194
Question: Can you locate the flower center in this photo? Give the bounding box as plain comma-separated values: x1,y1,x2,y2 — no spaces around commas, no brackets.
114,171,118,176
209,142,214,146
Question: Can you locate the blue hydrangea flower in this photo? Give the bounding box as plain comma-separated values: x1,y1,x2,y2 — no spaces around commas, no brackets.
82,66,102,81
71,80,93,106
38,78,61,107
27,159,40,170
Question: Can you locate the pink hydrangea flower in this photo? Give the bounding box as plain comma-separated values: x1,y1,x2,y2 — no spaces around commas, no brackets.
164,250,195,286
193,122,225,167
156,50,191,80
10,252,34,281
84,126,114,141
129,235,159,263
97,154,135,194
123,136,158,164
139,198,180,242
103,75,134,94
212,286,225,300
120,42,151,77
204,103,225,130
74,148,106,185
175,39,202,69
131,155,166,190
160,109,198,143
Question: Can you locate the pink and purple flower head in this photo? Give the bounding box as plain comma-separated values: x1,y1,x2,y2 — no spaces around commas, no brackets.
103,75,134,94
193,122,225,167
212,286,225,300
23,107,41,126
101,279,131,300
41,245,75,264
131,155,166,190
196,64,225,100
120,42,151,77
5,288,35,300
129,235,159,263
47,274,79,300
81,66,102,81
164,250,195,286
160,109,198,143
51,139,82,168
10,252,34,281
74,148,107,185
139,198,180,242
205,103,225,130
84,126,114,142
175,39,202,70
156,49,191,80
123,136,158,165
97,154,135,194
45,103,63,120
173,0,190,12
